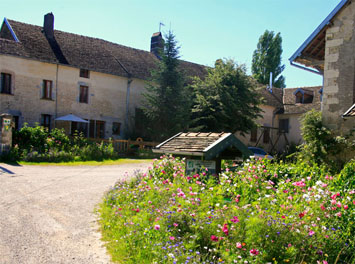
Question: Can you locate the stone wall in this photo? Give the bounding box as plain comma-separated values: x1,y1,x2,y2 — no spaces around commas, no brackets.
0,55,146,138
323,2,355,135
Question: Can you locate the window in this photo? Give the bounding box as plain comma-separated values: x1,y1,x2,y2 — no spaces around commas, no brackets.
303,94,313,104
41,114,51,130
80,69,90,78
1,73,12,94
79,85,88,103
13,116,19,130
71,121,88,136
89,120,105,139
295,90,313,104
263,127,270,144
250,127,257,142
279,119,289,133
42,80,53,99
295,92,303,104
112,122,121,135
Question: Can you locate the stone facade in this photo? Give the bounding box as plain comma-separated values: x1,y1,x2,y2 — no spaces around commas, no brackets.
323,1,355,134
0,54,145,139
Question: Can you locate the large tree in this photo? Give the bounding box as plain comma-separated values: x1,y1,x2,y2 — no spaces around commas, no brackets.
252,30,285,88
142,31,188,141
190,59,262,134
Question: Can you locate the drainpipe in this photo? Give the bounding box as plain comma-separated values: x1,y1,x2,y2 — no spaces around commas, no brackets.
55,64,59,122
124,78,133,137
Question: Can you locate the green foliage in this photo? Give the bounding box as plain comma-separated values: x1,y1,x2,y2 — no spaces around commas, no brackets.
298,110,355,172
3,125,118,162
334,159,355,191
252,30,285,88
99,156,355,263
190,59,262,134
142,31,188,141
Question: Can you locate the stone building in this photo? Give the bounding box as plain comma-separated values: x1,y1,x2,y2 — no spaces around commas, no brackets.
289,0,355,135
238,86,322,153
0,13,205,139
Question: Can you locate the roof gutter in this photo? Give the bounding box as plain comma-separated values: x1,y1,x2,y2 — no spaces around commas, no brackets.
290,61,323,76
289,0,349,67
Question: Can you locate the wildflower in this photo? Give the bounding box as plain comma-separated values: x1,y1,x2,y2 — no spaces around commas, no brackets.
309,230,315,236
222,224,229,236
249,248,259,256
236,242,242,248
211,235,219,242
169,236,175,240
154,225,160,230
231,216,240,223
344,204,348,210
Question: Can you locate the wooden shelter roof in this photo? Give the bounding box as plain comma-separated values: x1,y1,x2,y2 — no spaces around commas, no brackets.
153,132,252,160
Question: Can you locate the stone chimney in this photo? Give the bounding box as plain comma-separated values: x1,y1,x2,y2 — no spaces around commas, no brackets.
43,13,54,39
150,32,164,57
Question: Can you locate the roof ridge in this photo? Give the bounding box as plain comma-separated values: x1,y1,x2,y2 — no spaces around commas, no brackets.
7,19,155,56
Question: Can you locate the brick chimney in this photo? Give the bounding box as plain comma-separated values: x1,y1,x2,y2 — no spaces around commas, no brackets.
150,32,164,57
43,13,54,39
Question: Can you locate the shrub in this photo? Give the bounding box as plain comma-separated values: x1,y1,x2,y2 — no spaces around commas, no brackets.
9,125,118,162
298,110,354,172
99,156,355,263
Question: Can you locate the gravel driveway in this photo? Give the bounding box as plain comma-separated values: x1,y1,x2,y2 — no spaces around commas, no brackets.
0,161,151,264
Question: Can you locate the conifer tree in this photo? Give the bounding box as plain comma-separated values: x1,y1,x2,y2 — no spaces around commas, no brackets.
142,31,187,141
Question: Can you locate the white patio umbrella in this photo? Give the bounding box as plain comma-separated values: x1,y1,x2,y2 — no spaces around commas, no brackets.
55,114,89,135
55,114,89,123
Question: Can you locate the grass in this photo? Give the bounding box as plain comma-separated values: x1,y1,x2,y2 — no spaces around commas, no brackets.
17,158,153,166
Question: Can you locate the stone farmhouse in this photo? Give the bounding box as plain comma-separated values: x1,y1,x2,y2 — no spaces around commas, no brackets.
238,85,322,152
0,13,323,154
289,0,355,135
0,13,205,139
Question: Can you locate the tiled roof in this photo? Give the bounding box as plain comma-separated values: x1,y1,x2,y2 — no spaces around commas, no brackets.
0,19,207,80
258,87,283,108
153,132,252,159
283,86,322,114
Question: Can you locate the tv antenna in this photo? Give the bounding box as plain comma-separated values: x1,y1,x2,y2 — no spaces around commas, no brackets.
159,22,165,32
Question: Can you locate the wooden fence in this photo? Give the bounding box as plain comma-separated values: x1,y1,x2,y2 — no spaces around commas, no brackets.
88,138,158,153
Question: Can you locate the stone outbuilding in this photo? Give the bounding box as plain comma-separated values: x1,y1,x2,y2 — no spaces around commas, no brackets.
289,0,355,135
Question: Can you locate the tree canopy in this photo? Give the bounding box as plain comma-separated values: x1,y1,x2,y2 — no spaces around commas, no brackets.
190,59,262,134
141,31,188,141
252,30,285,88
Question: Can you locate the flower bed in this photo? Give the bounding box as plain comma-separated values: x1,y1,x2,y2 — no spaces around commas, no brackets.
99,156,355,263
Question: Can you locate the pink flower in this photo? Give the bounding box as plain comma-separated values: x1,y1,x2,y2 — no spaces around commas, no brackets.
154,224,160,230
231,216,240,223
249,248,259,256
169,236,175,240
211,235,219,242
236,242,242,248
222,224,229,236
173,223,178,227
344,205,348,210
309,230,315,236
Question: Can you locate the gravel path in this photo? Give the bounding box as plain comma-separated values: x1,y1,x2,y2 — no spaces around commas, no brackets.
0,161,151,264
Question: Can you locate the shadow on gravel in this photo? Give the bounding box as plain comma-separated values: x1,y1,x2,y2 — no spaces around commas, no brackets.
0,165,16,174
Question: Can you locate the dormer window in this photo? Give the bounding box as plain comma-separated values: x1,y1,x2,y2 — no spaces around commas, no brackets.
294,88,313,104
80,69,90,78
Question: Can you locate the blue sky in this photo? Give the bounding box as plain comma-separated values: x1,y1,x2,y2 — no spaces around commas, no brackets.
1,0,341,88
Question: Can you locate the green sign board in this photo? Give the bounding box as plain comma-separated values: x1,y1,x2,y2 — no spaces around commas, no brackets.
186,159,216,175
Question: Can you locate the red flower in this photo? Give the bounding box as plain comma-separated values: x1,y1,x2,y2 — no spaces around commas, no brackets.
211,235,219,242
222,224,229,236
299,212,305,218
